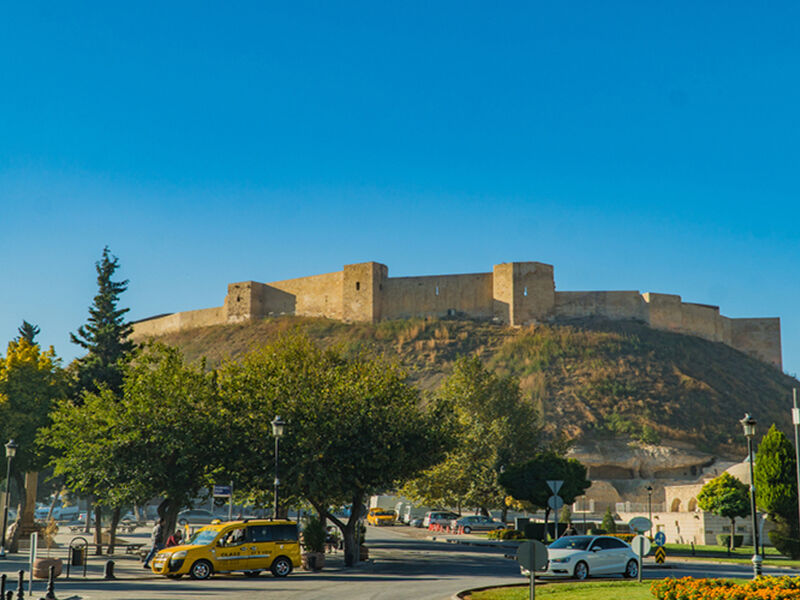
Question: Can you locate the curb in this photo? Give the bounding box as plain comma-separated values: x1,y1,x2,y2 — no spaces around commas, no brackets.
451,582,528,600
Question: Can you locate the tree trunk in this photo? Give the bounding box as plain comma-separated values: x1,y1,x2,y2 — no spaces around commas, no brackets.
319,492,364,568
730,518,735,554
501,506,508,524
94,505,103,554
107,507,121,554
84,494,93,534
46,487,60,522
158,498,181,537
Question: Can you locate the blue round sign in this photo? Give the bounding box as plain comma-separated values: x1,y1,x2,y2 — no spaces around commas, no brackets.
654,531,666,547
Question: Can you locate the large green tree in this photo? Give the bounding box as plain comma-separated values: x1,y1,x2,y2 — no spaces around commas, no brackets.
70,246,134,397
218,334,447,566
0,337,66,508
45,343,223,549
498,452,591,536
401,356,543,515
696,472,750,552
755,424,800,558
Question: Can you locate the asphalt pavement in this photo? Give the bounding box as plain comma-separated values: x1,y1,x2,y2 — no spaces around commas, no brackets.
0,524,796,599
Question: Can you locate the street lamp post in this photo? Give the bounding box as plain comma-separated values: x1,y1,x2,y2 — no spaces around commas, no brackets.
0,439,18,559
740,413,762,578
646,485,653,538
271,416,286,519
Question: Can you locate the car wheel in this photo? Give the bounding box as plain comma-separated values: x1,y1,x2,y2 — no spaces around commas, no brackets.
462,526,472,534
271,556,292,578
573,560,589,580
189,560,213,580
624,559,638,579
244,570,261,578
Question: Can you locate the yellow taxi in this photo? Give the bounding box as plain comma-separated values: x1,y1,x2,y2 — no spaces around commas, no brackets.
150,519,301,580
366,507,396,526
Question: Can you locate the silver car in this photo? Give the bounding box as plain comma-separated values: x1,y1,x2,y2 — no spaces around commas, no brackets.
176,509,220,525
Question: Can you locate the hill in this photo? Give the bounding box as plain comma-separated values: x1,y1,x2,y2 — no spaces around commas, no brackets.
141,315,799,458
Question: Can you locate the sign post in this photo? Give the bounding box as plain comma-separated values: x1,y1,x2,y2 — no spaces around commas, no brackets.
213,483,233,521
654,531,666,564
546,481,564,539
516,540,548,600
629,516,652,583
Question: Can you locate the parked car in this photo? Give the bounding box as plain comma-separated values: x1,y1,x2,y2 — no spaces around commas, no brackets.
450,515,505,534
150,519,301,580
409,518,424,528
366,508,396,526
422,511,459,528
522,535,639,580
177,509,220,526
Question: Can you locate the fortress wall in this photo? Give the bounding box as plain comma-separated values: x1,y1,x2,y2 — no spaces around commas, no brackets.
265,270,344,319
680,303,722,342
381,273,493,320
731,318,782,369
643,293,683,331
132,306,225,339
554,291,647,321
492,262,555,325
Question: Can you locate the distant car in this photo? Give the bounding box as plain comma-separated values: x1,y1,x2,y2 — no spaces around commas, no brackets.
523,535,639,580
409,518,424,528
177,509,220,526
422,511,459,528
366,508,396,527
449,515,505,534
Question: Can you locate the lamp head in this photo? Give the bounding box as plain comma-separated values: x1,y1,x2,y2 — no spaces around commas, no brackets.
271,415,286,438
646,485,653,494
5,439,17,459
740,413,757,439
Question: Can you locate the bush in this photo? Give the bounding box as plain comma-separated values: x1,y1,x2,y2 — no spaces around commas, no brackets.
301,513,327,553
487,528,525,540
715,534,744,549
601,508,617,533
769,519,800,559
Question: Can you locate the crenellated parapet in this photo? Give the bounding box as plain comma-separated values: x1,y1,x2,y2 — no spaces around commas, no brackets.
131,260,783,369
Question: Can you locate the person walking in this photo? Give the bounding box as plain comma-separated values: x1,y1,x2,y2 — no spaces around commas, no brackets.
143,518,165,569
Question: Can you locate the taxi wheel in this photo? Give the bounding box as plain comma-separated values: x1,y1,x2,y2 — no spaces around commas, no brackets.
189,559,213,580
244,570,262,578
624,559,638,579
271,556,293,578
573,561,589,580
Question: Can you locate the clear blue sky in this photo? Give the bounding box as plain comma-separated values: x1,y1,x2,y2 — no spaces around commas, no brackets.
2,2,799,382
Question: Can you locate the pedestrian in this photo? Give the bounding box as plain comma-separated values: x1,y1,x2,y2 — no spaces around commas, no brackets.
143,518,165,569
165,529,183,547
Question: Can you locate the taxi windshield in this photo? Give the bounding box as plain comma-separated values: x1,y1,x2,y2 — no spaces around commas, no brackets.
186,529,219,546
375,511,393,516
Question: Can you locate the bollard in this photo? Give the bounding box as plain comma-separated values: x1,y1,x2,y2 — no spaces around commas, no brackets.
1,573,5,598
40,565,56,600
15,570,23,600
104,560,115,580
6,591,12,600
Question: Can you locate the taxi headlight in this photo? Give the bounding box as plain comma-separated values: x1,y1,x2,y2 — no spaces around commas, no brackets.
550,557,571,563
171,551,188,560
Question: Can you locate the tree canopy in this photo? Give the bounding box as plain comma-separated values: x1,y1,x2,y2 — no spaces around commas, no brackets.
70,246,134,396
401,356,544,514
217,333,447,565
697,472,750,552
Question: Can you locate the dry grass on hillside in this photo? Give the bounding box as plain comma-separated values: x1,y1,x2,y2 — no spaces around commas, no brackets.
140,315,800,457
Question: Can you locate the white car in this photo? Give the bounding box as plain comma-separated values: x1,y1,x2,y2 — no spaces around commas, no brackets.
528,535,639,580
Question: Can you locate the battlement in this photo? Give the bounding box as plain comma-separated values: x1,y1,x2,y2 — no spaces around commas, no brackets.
131,261,783,369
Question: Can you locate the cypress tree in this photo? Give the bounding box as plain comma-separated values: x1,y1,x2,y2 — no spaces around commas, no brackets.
16,320,40,344
70,246,134,397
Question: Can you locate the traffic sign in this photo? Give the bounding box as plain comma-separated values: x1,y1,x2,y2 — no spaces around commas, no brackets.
547,495,564,511
628,516,652,533
631,534,651,557
517,539,549,571
654,546,666,564
654,531,666,547
213,485,232,497
546,480,564,495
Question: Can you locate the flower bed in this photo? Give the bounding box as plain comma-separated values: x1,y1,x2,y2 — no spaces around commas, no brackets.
651,576,800,600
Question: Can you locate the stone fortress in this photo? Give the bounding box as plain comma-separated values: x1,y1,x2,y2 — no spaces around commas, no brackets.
132,260,782,368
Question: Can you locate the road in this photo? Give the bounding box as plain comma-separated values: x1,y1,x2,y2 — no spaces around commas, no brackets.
0,526,796,599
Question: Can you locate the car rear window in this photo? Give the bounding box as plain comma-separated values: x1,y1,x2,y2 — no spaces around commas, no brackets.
248,524,299,542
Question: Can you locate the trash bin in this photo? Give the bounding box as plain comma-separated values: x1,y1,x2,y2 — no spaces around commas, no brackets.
71,546,83,566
